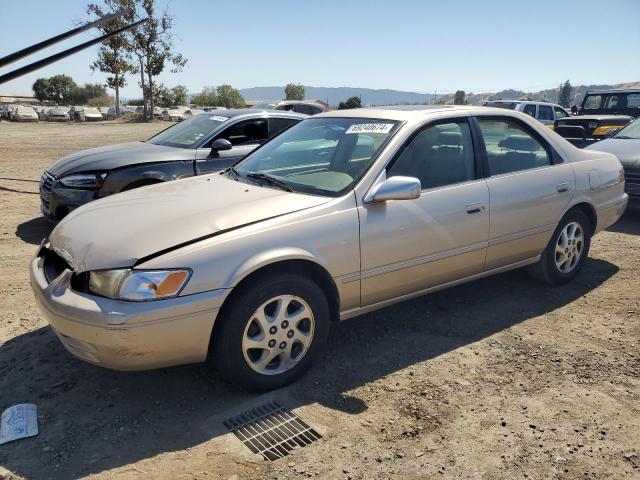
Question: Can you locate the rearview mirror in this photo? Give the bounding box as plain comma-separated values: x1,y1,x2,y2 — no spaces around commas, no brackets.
210,138,233,156
364,176,421,203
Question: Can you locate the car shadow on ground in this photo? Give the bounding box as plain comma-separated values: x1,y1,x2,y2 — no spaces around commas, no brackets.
607,208,640,236
15,217,53,245
0,258,618,479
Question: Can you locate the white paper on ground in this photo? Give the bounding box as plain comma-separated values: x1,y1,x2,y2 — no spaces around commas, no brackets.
0,404,38,445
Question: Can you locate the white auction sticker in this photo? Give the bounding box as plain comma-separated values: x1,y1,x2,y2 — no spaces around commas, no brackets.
209,115,229,122
0,404,38,445
345,123,394,134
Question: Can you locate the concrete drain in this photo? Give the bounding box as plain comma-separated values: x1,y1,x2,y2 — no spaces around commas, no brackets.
224,401,321,461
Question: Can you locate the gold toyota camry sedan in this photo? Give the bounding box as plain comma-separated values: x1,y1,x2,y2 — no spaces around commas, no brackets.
31,106,628,390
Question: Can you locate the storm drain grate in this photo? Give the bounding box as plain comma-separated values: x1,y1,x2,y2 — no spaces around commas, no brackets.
224,401,321,461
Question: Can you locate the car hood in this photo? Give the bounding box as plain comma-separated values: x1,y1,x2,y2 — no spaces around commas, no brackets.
47,142,193,176
48,174,330,272
586,138,640,167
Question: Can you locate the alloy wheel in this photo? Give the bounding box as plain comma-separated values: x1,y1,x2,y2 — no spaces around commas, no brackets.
554,221,584,273
242,295,315,375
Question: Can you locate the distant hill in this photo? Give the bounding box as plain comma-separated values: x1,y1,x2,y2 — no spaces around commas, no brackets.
234,81,638,107
239,86,434,106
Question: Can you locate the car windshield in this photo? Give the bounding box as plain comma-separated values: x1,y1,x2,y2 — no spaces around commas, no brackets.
613,118,640,139
147,114,230,148
234,117,400,196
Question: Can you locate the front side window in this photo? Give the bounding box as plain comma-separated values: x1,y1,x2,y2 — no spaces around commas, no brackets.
388,122,475,190
235,117,399,196
554,106,569,119
217,119,269,146
523,104,537,117
478,119,551,176
538,105,553,121
582,95,602,110
148,114,229,148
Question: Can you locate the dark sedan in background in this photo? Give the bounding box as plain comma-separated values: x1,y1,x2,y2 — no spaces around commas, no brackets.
39,110,305,222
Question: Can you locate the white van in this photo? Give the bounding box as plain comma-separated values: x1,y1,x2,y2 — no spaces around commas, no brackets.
482,100,571,126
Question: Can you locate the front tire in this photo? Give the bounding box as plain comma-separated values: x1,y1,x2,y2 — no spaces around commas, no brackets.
211,274,330,391
529,208,591,285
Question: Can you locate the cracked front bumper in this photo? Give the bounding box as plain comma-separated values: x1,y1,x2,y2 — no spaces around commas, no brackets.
30,249,227,370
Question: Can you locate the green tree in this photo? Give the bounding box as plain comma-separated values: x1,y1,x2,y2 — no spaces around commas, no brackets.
191,86,218,106
70,83,107,104
215,84,246,108
32,78,51,103
558,80,573,107
453,90,467,105
338,96,362,109
48,75,77,104
87,0,136,117
129,0,187,121
285,83,305,101
171,85,188,106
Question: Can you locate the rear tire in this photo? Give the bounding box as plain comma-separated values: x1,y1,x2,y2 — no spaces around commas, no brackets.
211,274,330,391
528,208,591,285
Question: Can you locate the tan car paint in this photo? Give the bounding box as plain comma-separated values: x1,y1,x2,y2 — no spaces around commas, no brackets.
32,107,629,370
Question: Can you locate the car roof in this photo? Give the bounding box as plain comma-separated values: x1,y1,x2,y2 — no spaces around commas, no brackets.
215,108,307,119
485,99,565,107
315,105,477,121
585,89,640,95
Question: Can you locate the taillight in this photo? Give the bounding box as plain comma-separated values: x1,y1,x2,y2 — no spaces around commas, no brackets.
619,168,625,183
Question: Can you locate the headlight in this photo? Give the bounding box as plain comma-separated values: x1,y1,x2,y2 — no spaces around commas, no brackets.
59,172,107,188
89,269,191,301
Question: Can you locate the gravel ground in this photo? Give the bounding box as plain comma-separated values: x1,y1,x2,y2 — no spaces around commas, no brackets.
0,121,638,480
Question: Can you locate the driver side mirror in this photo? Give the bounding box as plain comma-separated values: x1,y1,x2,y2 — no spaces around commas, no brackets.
364,176,421,204
210,138,233,157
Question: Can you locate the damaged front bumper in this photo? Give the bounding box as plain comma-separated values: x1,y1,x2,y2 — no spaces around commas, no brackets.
30,245,227,370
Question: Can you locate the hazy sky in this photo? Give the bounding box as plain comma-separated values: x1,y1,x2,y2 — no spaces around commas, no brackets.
2,0,639,98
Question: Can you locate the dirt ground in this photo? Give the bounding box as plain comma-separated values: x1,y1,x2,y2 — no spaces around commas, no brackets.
0,121,638,480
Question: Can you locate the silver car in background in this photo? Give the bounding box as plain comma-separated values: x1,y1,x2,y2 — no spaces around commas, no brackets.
31,107,627,391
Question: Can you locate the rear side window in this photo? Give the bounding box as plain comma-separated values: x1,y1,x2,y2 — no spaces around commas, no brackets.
538,105,553,121
388,121,475,190
627,94,640,110
605,95,626,110
523,104,536,117
309,106,323,115
582,95,602,110
478,119,551,176
269,118,298,137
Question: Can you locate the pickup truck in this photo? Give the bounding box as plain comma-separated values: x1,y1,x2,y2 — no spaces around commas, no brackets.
553,89,639,147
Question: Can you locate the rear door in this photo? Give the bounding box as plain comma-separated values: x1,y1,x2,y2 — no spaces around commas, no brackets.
476,116,574,270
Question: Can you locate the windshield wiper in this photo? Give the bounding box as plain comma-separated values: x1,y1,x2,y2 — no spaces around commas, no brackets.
245,172,293,192
614,136,635,139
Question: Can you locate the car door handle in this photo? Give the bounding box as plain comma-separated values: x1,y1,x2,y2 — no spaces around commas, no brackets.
557,182,570,193
465,202,485,215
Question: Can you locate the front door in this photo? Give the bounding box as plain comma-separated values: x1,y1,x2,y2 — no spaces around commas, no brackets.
359,119,490,306
195,117,271,174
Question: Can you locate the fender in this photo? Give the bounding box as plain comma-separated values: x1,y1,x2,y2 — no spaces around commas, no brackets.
224,247,330,289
